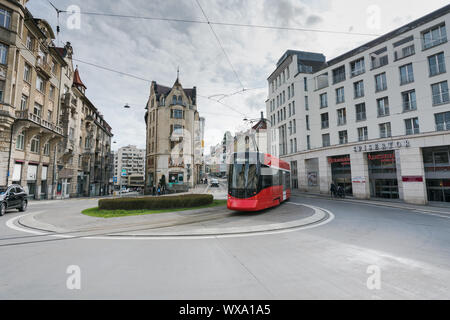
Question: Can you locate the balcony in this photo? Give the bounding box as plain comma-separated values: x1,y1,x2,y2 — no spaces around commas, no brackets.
36,58,52,78
15,110,63,135
169,156,185,168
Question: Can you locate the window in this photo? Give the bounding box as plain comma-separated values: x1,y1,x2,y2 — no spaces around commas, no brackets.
51,60,57,74
375,73,387,92
307,135,311,150
16,132,24,150
47,110,52,122
33,103,42,117
49,85,55,100
292,101,295,115
432,81,449,105
402,90,417,111
350,58,365,77
304,77,308,91
171,109,184,119
36,76,45,92
377,97,390,117
172,124,183,135
69,127,74,140
0,43,7,65
405,117,420,135
422,24,447,50
435,111,450,131
337,108,346,126
30,135,40,153
26,35,33,51
292,119,296,134
304,96,309,110
288,104,291,117
358,127,368,142
20,95,28,110
428,52,446,76
24,63,31,82
291,83,294,98
322,134,330,147
354,80,364,98
379,122,392,138
293,138,297,153
320,93,328,108
306,115,310,131
0,8,11,29
0,79,4,102
336,87,345,104
400,63,414,85
356,103,366,121
332,65,346,84
43,143,50,156
338,130,348,144
321,113,329,129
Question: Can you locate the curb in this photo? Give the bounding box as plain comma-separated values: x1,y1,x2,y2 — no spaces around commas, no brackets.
292,193,450,216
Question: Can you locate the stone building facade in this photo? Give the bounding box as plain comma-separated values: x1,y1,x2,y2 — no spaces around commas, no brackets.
57,43,113,198
144,78,203,192
0,0,65,199
0,0,113,198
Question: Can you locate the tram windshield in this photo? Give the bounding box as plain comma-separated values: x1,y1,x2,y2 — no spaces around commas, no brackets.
229,163,258,190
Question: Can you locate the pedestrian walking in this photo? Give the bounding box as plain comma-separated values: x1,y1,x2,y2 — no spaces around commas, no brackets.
337,186,345,198
330,182,337,198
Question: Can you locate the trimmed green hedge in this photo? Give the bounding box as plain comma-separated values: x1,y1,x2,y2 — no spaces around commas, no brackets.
98,194,214,211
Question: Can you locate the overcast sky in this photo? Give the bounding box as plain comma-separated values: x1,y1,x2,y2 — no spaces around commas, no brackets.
29,0,449,153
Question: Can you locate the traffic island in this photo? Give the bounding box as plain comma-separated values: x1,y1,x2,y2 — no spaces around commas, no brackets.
82,199,227,218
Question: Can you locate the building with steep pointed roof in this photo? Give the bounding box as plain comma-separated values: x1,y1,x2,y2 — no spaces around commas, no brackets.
144,78,204,192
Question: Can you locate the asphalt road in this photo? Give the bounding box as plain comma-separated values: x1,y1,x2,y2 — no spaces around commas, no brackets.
0,193,449,299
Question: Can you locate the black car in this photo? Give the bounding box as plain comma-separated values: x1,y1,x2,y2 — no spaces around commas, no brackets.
0,184,28,216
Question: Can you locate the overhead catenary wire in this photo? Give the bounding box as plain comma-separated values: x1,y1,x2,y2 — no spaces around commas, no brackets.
194,0,245,90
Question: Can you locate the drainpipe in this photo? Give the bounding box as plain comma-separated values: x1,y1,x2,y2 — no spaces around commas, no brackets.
6,121,14,186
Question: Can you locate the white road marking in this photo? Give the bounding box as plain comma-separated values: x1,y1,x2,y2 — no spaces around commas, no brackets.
4,202,334,241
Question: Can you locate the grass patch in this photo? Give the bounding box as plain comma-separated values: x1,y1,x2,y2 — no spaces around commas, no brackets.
82,200,227,218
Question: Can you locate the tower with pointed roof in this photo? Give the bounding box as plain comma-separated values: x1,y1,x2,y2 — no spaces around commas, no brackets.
144,76,204,193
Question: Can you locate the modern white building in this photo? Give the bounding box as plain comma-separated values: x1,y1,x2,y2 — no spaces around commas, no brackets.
266,4,450,205
114,145,145,188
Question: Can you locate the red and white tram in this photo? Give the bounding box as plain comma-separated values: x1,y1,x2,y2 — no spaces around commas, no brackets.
227,152,291,212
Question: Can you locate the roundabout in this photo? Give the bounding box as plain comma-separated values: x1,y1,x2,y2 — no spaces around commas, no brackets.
6,200,334,240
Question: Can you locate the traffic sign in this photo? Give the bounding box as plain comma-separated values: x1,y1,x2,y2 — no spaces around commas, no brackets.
121,169,127,177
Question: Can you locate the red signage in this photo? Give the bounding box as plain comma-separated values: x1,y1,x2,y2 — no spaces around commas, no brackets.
402,176,423,183
368,153,395,161
328,157,350,164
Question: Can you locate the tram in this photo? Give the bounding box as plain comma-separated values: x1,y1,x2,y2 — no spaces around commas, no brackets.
227,152,291,212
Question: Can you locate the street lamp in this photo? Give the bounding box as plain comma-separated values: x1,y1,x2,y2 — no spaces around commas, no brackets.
124,103,131,109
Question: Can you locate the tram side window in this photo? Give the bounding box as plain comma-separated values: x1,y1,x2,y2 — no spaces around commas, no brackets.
261,166,273,189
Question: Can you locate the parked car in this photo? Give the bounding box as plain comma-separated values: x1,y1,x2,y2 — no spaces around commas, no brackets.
210,179,220,188
0,184,28,216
